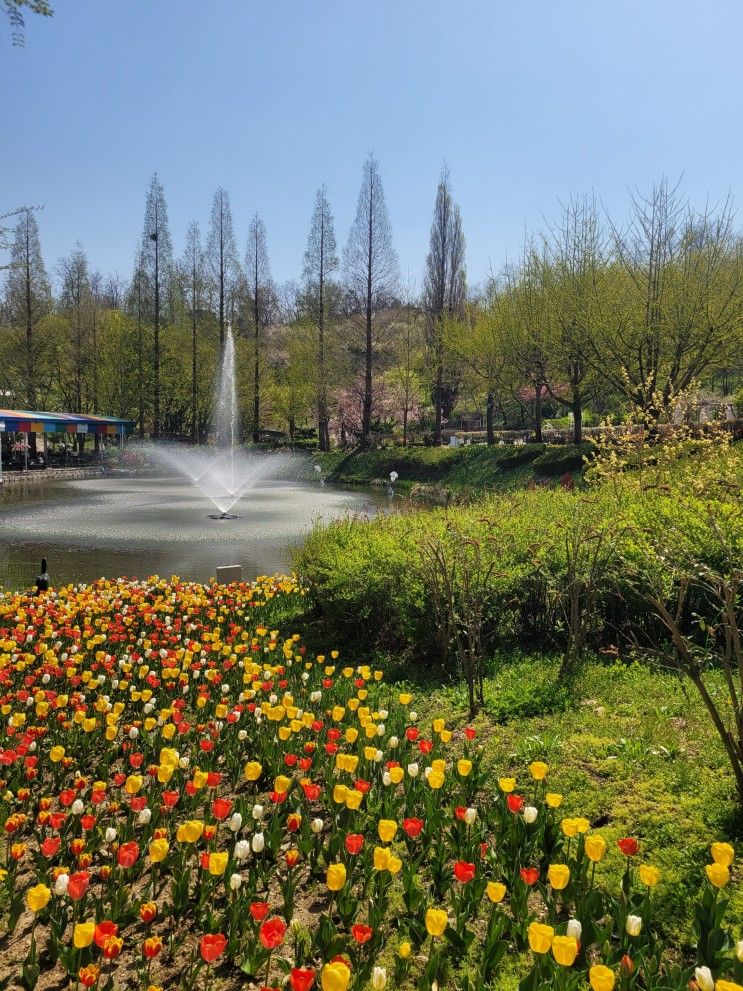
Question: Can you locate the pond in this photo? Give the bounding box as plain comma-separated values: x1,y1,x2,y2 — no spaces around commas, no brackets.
0,474,390,591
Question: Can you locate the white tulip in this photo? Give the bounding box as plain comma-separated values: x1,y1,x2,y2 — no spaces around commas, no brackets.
310,690,322,703
372,966,387,990
379,709,389,720
523,806,538,824
373,750,383,762
311,818,324,834
382,772,392,786
566,919,582,940
407,763,419,778
694,967,714,991
238,729,247,741
228,812,243,833
229,873,242,891
388,735,399,749
625,915,642,936
54,873,69,895
138,807,152,825
464,807,477,825
410,711,418,722
105,827,117,843
234,840,250,860
251,832,265,853
128,727,138,740
252,803,264,821
71,799,84,815
737,940,743,963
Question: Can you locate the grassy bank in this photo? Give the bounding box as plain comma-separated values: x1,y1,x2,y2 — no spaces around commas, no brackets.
312,443,592,498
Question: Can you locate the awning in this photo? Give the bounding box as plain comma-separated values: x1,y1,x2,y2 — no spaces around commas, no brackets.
0,409,135,436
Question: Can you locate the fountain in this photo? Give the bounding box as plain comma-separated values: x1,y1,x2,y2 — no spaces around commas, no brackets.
145,323,298,519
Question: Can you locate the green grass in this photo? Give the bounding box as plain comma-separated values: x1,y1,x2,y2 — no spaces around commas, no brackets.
312,444,588,496
390,652,743,970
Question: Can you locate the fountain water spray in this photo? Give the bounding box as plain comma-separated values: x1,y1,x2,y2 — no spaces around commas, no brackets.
144,323,300,518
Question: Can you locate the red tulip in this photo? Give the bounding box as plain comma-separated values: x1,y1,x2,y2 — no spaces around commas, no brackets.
250,901,270,922
67,871,90,900
117,841,140,868
617,837,639,857
403,817,424,838
454,860,476,883
506,794,525,814
40,836,61,858
212,798,232,820
259,916,287,949
289,967,316,991
94,920,118,948
345,834,364,855
200,932,227,963
351,923,373,944
519,867,539,886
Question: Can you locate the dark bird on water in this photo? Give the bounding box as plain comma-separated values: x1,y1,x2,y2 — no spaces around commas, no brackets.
34,558,50,595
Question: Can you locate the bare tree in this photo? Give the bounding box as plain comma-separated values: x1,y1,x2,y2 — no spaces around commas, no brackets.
423,165,466,444
139,174,173,439
245,213,274,443
182,221,207,442
542,195,606,444
58,241,92,413
4,207,51,419
344,154,399,448
207,187,239,352
302,185,339,450
595,178,743,422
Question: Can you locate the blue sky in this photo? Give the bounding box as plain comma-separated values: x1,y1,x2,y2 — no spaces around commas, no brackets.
3,0,743,293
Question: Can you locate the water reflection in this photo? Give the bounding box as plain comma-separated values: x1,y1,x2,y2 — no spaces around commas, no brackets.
0,476,389,590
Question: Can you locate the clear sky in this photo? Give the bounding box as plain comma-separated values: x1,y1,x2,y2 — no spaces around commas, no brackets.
3,0,743,293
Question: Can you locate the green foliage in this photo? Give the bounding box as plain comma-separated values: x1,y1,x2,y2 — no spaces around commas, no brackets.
532,442,595,476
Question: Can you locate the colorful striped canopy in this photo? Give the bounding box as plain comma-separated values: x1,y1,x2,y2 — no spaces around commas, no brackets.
0,409,134,436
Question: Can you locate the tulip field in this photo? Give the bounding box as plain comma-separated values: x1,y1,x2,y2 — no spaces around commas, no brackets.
0,574,741,991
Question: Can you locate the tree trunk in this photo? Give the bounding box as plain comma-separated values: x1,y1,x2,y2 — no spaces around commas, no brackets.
534,383,543,443
433,360,443,446
153,231,161,440
253,286,260,444
486,391,495,445
572,384,583,445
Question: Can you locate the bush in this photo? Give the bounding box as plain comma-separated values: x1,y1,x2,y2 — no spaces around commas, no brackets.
532,442,595,476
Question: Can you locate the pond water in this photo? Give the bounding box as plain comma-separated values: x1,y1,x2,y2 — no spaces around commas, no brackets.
0,475,390,591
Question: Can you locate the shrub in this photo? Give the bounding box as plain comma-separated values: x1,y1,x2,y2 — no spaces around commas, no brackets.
532,442,595,476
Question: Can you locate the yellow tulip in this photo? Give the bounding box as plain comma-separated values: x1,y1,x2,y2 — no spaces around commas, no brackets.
711,842,735,867
49,745,65,763
427,770,445,790
332,784,348,805
433,718,445,733
373,847,391,871
498,777,516,793
706,862,730,888
431,759,446,773
326,863,347,891
26,883,52,913
192,769,208,790
274,774,291,794
321,961,351,991
589,964,615,991
124,774,143,795
584,835,607,863
208,852,228,876
149,838,170,863
176,820,204,844
552,935,578,966
389,767,404,784
244,761,262,781
715,981,743,991
486,881,506,903
527,921,554,954
398,693,412,705
561,818,578,838
398,941,412,959
529,760,549,780
457,759,472,777
378,819,397,843
639,864,660,887
387,854,403,874
425,908,448,937
440,730,452,743
73,922,95,948
344,790,362,811
546,792,563,808
547,863,570,890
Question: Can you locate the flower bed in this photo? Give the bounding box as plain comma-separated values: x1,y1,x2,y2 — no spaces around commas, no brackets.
0,576,740,991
